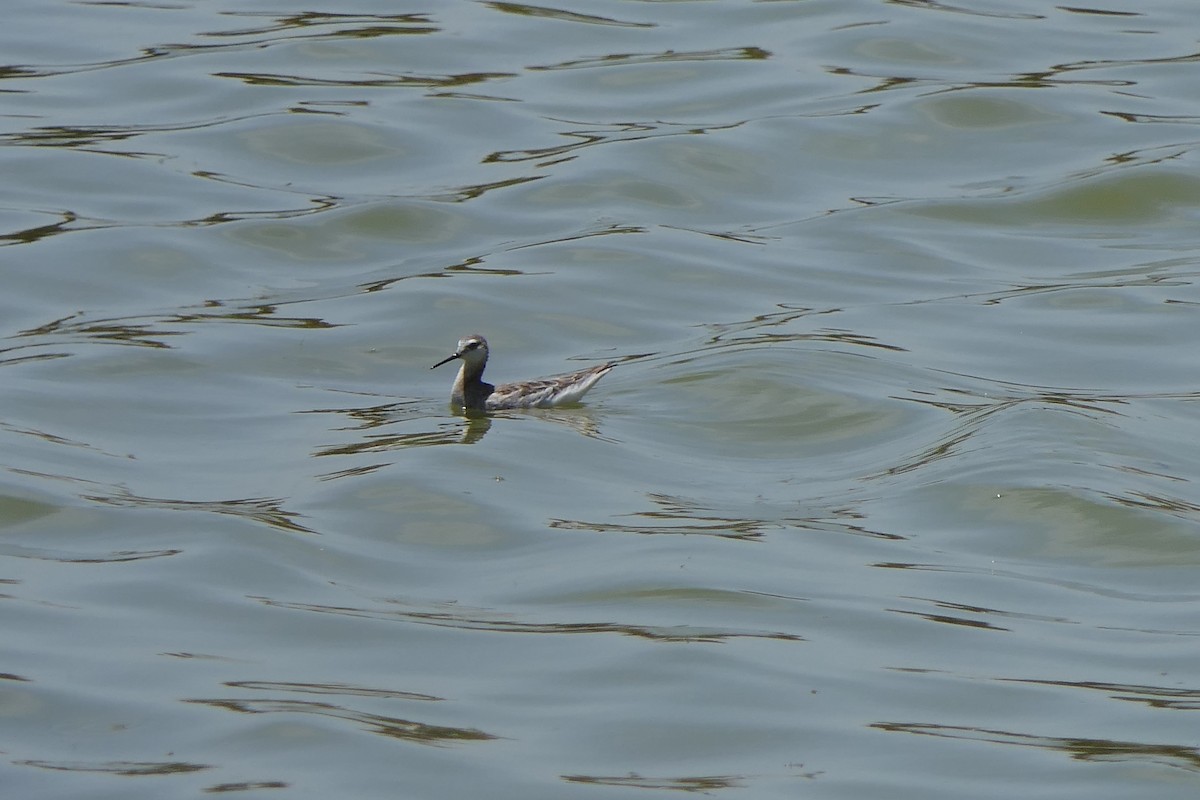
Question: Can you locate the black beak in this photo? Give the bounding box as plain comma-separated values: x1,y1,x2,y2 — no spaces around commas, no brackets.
430,352,460,370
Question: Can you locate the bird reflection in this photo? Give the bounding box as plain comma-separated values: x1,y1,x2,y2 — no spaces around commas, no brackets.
305,393,612,478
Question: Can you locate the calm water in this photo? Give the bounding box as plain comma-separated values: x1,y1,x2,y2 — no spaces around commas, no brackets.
2,1,1199,798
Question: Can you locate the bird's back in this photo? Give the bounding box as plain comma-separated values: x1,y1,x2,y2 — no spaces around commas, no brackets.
486,363,615,410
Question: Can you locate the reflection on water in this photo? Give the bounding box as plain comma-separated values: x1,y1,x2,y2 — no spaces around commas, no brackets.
15,759,211,776
532,45,771,72
308,398,616,478
1,424,130,458
225,680,442,702
886,602,1011,632
552,491,903,542
486,2,654,29
0,543,180,564
254,595,802,644
563,771,748,792
998,678,1200,712
5,303,334,361
872,722,1200,774
185,697,495,745
875,561,1200,607
218,70,513,91
486,119,747,165
308,400,483,462
87,489,315,535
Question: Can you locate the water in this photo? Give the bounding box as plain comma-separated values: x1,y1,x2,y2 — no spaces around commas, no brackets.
2,1,1199,798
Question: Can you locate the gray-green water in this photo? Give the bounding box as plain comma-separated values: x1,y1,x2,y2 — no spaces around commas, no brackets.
3,1,1199,798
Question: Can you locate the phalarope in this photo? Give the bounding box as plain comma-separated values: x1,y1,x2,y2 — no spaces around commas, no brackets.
431,334,615,411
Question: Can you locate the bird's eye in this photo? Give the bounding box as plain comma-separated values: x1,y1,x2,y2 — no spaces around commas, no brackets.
465,342,478,350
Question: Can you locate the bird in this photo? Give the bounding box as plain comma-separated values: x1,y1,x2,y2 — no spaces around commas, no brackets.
431,334,615,411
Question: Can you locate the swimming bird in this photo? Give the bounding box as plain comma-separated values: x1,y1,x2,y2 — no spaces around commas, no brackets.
431,334,615,411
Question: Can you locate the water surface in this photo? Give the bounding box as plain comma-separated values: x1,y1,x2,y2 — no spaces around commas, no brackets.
2,1,1199,798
